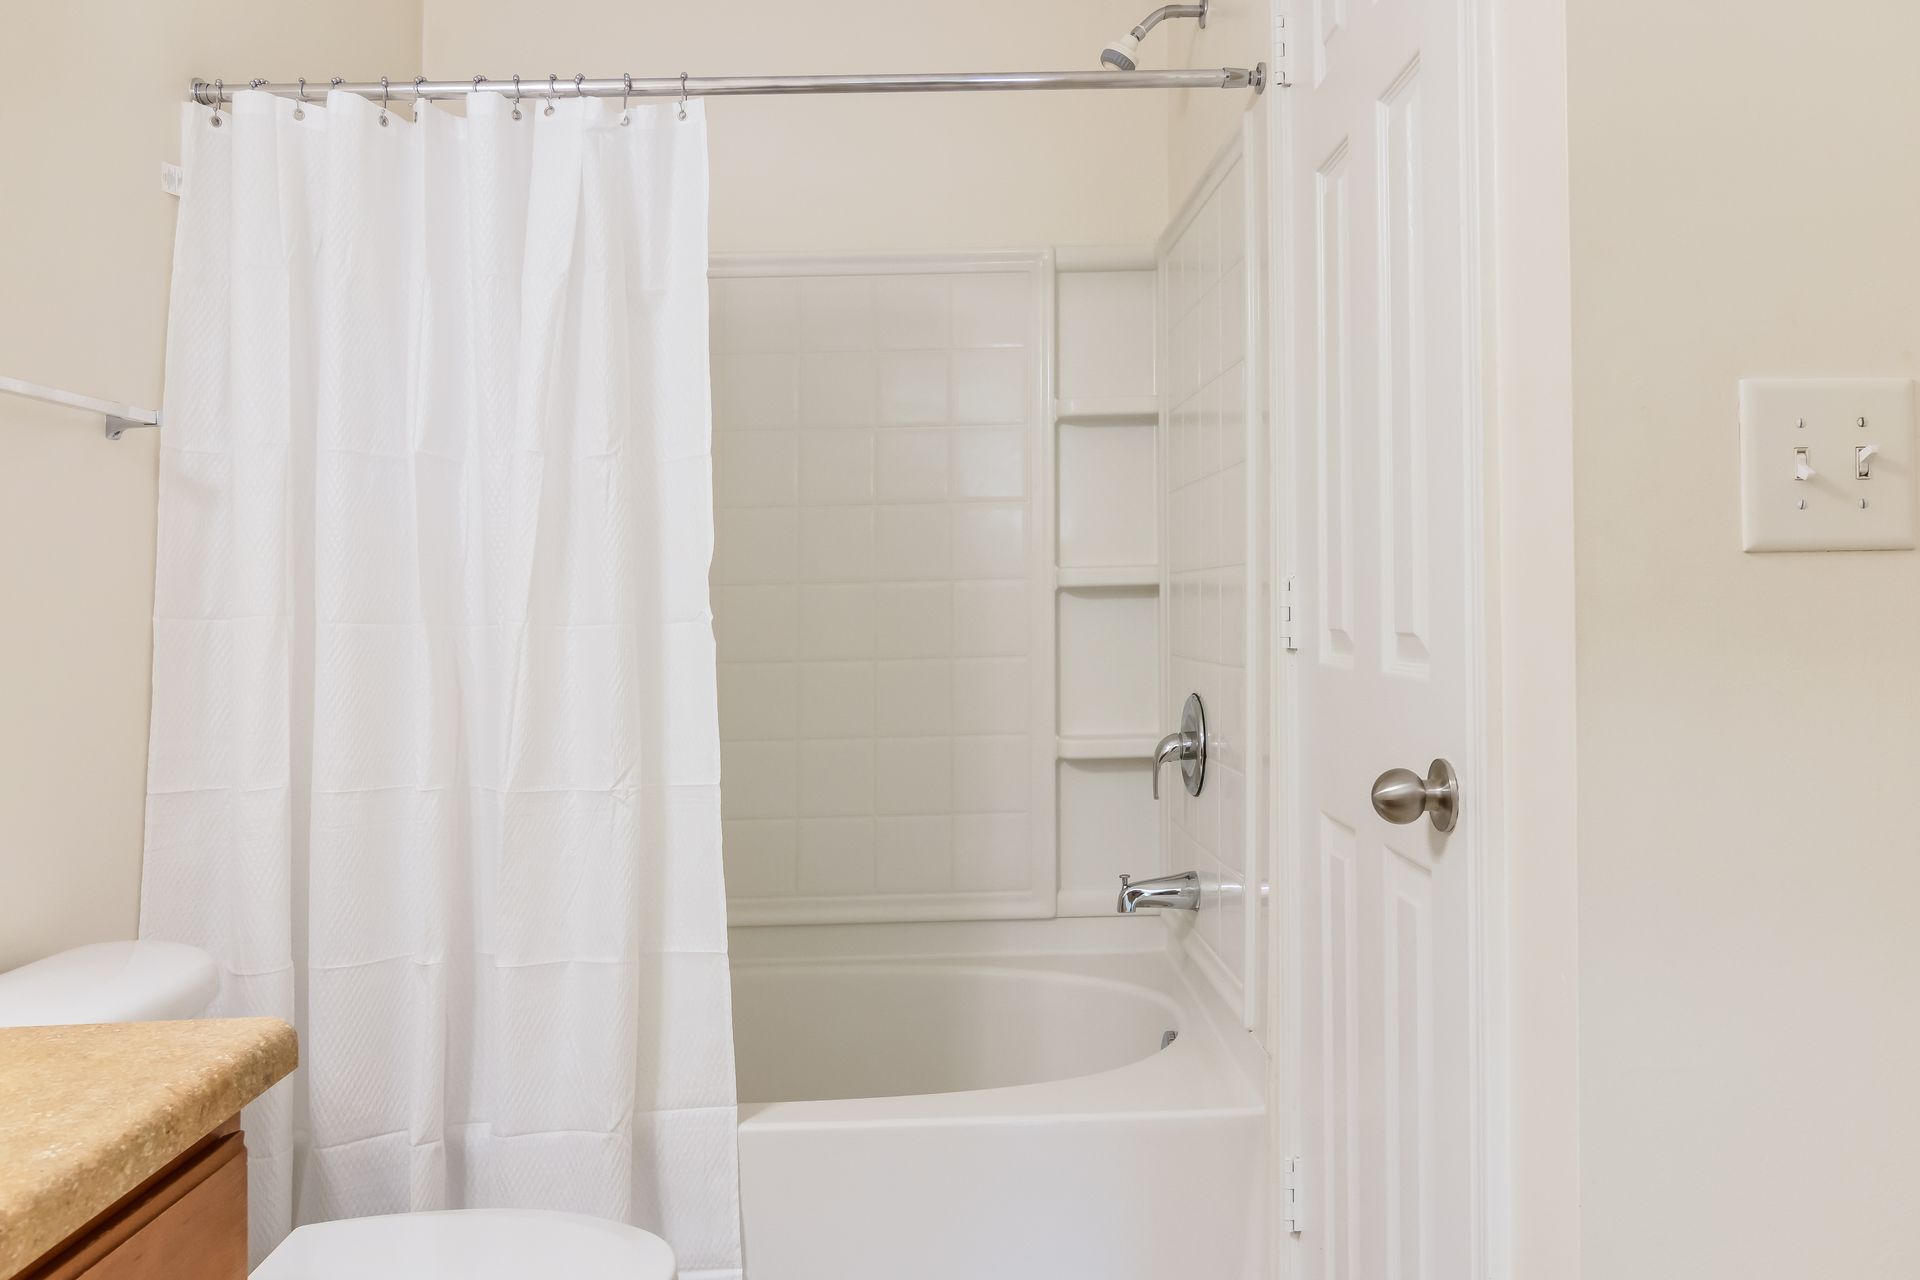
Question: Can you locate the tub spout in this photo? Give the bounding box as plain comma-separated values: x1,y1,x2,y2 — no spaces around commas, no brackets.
1116,871,1200,913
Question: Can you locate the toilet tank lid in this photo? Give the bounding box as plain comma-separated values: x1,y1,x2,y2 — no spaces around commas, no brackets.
251,1210,678,1280
0,940,219,1027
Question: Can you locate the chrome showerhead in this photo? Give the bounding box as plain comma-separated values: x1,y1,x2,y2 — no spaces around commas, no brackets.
1098,3,1208,71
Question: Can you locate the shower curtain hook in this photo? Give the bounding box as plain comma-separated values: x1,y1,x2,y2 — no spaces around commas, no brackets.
210,78,224,128
620,73,632,126
511,75,523,120
293,77,307,120
546,73,558,116
378,75,390,127
415,75,429,119
678,72,689,120
573,72,587,109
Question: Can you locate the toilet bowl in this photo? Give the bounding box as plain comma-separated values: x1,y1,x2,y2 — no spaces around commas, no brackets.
251,1209,677,1280
0,944,679,1279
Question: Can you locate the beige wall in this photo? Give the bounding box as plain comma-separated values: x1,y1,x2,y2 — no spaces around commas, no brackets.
0,1,423,972
1568,3,1920,1275
1162,0,1270,211
1,3,1200,971
422,0,1170,254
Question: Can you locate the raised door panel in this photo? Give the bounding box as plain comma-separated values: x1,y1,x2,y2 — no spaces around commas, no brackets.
1289,0,1475,1277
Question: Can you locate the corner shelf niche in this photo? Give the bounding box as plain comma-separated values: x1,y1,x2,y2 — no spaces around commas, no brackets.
1051,258,1164,917
1056,566,1158,590
1054,396,1159,424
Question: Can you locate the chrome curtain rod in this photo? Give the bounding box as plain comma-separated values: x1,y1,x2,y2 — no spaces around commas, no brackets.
0,375,158,441
191,65,1270,109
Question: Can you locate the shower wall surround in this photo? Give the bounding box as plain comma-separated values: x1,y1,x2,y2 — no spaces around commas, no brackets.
1159,128,1269,1029
710,258,1055,924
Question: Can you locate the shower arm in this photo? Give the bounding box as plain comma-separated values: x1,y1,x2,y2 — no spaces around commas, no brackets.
1131,4,1209,40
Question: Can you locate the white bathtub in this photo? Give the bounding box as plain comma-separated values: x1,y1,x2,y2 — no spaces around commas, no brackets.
729,920,1265,1280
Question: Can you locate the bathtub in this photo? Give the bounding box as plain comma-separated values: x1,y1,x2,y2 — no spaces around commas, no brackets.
729,919,1265,1280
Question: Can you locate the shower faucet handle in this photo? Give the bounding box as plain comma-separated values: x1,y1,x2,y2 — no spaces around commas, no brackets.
1150,693,1208,799
1151,733,1190,800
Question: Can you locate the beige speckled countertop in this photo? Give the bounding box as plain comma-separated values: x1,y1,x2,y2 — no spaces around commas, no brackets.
0,1018,296,1279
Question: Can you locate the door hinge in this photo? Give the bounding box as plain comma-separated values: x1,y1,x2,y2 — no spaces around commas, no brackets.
1283,1154,1305,1235
1279,575,1299,652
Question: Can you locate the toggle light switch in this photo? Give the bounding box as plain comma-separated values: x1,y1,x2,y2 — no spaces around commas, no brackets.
1740,378,1916,551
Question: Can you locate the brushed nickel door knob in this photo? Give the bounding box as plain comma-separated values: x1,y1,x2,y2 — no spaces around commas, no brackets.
1369,758,1460,833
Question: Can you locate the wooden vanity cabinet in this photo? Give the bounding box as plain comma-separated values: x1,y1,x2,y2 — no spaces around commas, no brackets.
19,1119,247,1280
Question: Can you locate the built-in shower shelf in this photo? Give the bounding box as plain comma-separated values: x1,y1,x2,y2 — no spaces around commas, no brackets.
1057,735,1158,762
1053,396,1159,424
1055,566,1159,589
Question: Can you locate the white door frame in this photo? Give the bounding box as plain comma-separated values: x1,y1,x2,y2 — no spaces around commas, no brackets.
1471,0,1582,1275
1258,0,1581,1277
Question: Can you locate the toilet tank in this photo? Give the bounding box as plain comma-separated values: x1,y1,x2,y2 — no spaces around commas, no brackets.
0,940,219,1027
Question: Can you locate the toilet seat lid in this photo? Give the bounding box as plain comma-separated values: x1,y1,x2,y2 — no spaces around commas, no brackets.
251,1209,676,1280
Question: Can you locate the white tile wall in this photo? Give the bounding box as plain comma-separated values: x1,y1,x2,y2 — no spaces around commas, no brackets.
1057,271,1158,401
1164,156,1258,997
1057,590,1158,738
712,265,1045,919
1057,422,1158,569
1057,760,1158,902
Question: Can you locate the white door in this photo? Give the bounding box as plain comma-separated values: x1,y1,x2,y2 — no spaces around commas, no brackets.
1283,0,1478,1275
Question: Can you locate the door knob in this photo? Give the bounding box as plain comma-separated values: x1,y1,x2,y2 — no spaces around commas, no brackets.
1369,758,1459,833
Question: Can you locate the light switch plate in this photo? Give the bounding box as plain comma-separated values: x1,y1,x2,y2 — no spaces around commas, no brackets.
1739,377,1917,552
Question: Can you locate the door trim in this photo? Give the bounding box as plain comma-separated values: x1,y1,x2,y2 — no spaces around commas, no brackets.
1472,0,1582,1276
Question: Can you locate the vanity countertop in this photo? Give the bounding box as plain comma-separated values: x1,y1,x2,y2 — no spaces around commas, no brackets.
0,1017,296,1279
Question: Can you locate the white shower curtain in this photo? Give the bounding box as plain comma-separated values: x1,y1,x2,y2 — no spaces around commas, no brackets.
140,89,741,1278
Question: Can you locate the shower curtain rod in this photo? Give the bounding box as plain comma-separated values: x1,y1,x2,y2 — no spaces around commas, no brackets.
0,374,159,440
190,65,1270,108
